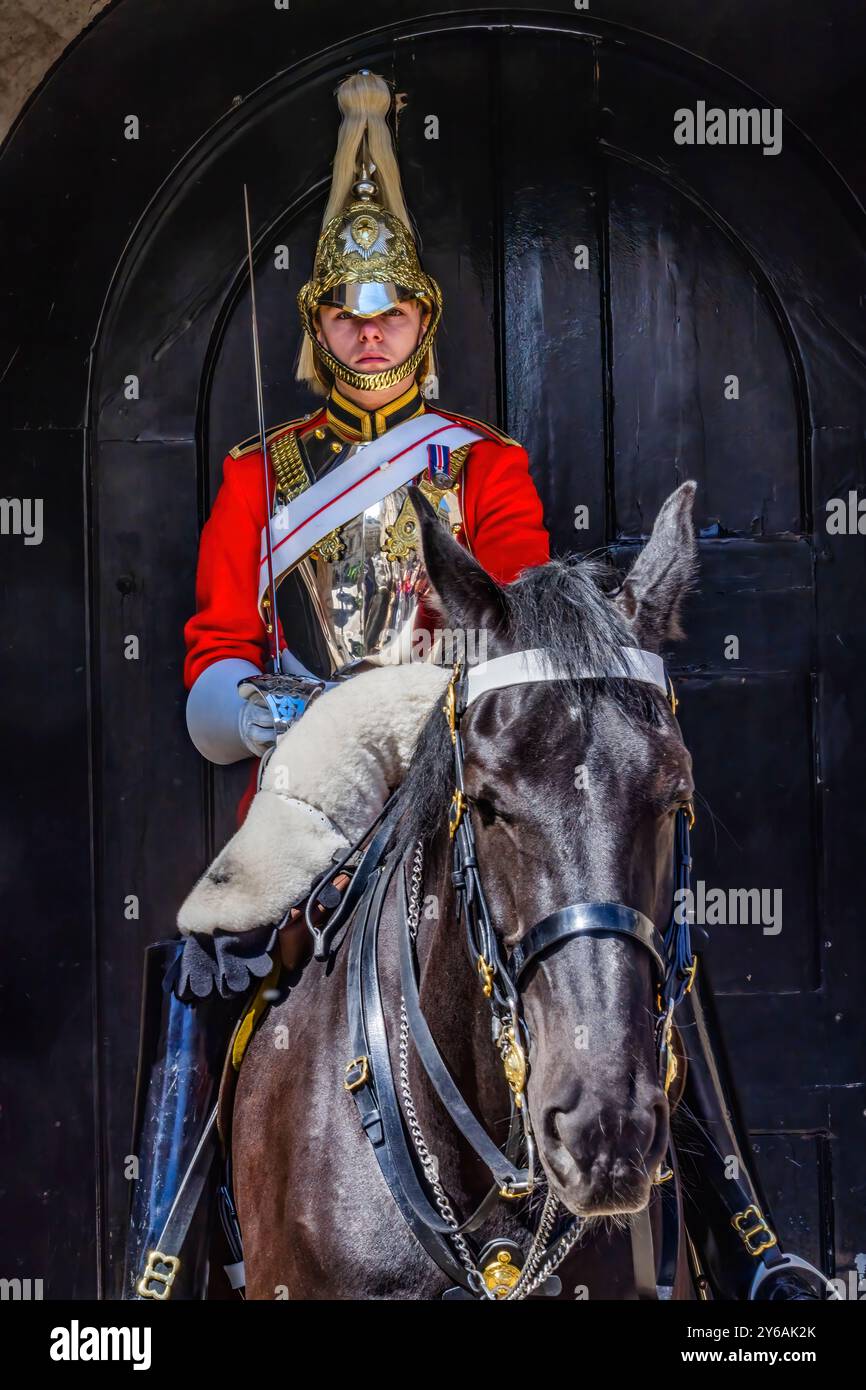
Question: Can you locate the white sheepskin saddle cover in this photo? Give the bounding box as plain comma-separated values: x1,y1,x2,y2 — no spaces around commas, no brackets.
177,661,449,936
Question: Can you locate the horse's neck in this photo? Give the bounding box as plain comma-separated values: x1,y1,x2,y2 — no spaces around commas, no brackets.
406,830,512,1201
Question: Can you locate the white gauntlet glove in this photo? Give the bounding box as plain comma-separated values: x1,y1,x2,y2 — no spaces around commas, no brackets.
186,658,263,765
237,672,339,752
186,658,341,764
238,693,277,755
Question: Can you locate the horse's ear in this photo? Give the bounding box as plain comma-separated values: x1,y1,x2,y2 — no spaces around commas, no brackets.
614,482,698,650
408,486,509,637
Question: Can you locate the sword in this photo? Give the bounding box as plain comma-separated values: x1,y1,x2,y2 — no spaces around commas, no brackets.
243,184,280,675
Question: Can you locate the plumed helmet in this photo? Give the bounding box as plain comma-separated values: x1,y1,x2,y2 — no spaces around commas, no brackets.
296,71,442,394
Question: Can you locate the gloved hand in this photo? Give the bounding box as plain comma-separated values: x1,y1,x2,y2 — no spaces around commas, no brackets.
238,673,345,755
172,923,279,1001
172,870,353,999
186,658,343,766
238,693,277,755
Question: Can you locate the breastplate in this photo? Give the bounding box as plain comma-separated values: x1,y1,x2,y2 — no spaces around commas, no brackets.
274,442,465,681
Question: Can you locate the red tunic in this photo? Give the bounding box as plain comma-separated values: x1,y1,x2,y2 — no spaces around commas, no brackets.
183,406,550,820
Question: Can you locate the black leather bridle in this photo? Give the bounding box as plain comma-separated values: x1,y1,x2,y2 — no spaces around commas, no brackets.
444,655,697,1137
335,648,698,1298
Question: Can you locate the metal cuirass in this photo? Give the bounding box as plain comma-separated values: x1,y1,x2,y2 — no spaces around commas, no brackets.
274,451,465,681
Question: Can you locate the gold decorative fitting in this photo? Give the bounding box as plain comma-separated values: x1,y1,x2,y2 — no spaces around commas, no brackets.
448,788,466,840
330,440,342,453
443,663,462,744
303,199,435,308
664,1050,678,1096
662,1018,678,1096
482,1249,522,1298
476,954,494,999
667,675,679,717
732,1205,778,1257
310,527,347,564
383,498,420,562
499,1024,527,1105
683,957,698,994
685,800,696,830
344,1056,370,1092
137,1250,180,1300
315,427,326,439
653,1162,675,1184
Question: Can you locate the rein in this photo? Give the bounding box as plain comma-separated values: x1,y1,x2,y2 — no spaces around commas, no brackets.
337,645,697,1300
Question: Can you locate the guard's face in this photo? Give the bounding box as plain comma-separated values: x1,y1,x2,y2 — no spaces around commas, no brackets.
316,301,430,378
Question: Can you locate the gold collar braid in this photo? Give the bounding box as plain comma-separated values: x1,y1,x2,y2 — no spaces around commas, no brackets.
327,381,424,441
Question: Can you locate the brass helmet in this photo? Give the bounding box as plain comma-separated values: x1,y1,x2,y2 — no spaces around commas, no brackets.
296,71,442,394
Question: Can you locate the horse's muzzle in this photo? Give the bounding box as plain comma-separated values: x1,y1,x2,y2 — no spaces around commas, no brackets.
539,1088,670,1217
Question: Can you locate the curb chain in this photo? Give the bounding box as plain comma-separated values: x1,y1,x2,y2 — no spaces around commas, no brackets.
397,839,582,1301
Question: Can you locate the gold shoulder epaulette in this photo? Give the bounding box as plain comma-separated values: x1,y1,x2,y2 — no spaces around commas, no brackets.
228,411,323,460
441,409,521,450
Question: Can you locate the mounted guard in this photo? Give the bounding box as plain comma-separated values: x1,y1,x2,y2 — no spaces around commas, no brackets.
124,71,829,1302
125,67,547,1301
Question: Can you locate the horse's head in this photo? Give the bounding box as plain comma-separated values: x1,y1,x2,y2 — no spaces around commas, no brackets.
405,482,697,1219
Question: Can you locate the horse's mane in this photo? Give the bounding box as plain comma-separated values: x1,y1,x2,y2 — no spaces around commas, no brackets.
389,554,665,852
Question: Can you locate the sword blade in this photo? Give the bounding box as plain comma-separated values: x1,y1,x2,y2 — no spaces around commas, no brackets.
243,184,280,674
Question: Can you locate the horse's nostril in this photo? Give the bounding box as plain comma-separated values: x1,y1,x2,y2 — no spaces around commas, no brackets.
551,1108,591,1166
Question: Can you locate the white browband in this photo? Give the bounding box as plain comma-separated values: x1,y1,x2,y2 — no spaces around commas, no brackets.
464,646,668,707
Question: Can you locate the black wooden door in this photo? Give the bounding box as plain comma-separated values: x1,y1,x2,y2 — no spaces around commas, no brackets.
3,2,864,1299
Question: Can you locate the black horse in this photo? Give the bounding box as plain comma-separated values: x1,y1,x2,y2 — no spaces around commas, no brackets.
232,481,699,1299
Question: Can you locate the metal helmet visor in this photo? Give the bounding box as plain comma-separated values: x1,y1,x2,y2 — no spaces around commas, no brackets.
317,280,428,317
